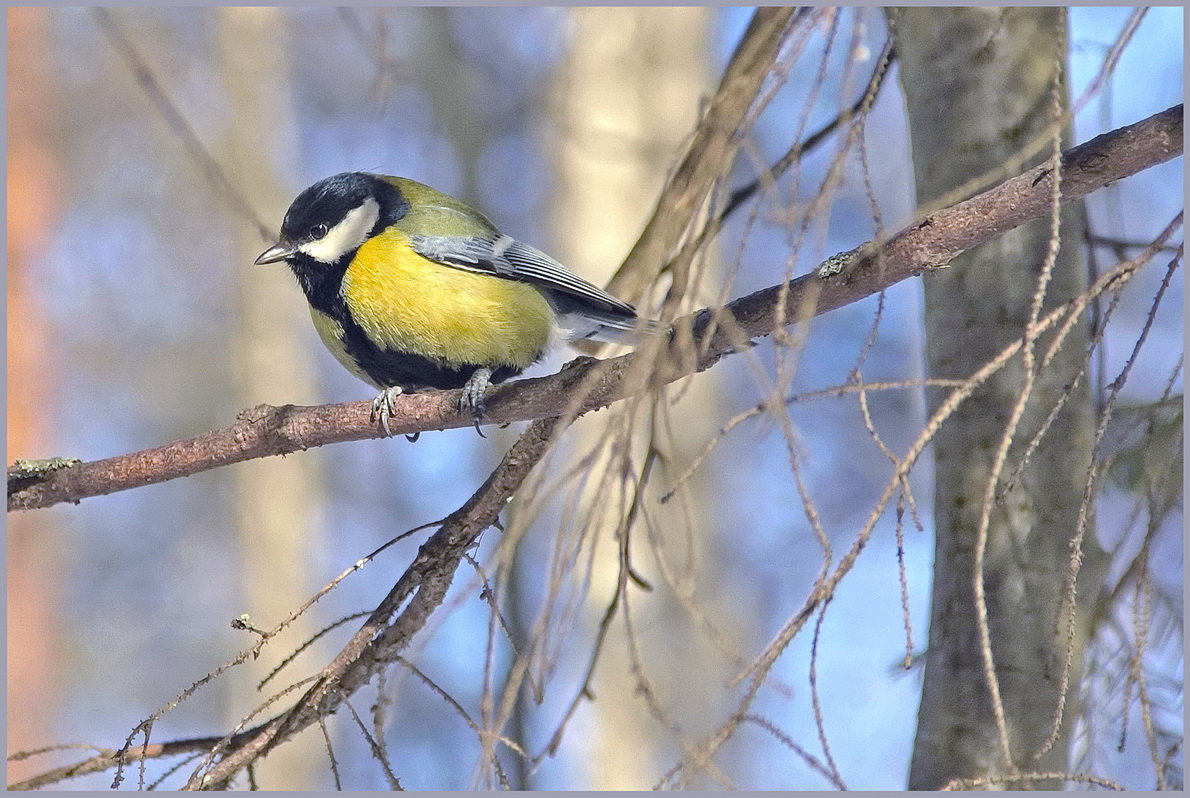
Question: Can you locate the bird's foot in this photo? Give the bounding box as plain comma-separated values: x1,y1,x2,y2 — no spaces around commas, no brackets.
460,368,492,438
370,386,405,438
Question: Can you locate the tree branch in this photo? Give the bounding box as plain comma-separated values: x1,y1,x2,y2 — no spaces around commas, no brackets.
8,104,1182,514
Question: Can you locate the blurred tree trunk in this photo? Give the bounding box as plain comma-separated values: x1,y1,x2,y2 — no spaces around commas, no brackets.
545,7,729,789
6,6,63,781
893,8,1106,789
216,7,327,789
415,8,486,204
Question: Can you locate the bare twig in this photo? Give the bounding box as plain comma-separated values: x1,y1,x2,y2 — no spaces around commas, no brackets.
93,9,272,239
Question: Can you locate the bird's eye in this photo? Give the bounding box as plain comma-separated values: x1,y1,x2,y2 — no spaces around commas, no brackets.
310,224,329,240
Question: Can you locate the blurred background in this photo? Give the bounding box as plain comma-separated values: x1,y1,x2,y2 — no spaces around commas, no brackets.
7,7,1182,789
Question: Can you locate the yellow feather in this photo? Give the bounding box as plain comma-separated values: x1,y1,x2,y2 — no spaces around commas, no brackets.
342,229,554,370
309,308,382,387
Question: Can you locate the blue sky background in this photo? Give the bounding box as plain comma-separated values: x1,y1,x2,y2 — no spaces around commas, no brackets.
10,7,1182,790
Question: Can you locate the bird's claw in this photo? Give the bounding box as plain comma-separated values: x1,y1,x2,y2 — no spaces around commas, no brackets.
370,386,405,438
460,368,491,438
370,372,491,440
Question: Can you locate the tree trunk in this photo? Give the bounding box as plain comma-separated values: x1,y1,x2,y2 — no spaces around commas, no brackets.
217,7,328,788
7,7,63,781
545,7,722,789
894,7,1105,789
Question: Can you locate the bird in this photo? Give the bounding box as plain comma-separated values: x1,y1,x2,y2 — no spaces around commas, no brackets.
256,171,654,438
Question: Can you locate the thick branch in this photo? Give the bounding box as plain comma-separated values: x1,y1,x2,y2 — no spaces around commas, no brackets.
8,104,1181,513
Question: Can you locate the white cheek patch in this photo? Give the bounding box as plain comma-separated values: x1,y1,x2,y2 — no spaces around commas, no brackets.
299,197,381,263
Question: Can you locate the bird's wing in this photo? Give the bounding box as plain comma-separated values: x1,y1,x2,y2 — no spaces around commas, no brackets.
409,233,638,318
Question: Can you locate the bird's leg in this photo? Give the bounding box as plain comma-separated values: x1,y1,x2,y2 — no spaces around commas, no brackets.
370,385,405,438
460,367,491,437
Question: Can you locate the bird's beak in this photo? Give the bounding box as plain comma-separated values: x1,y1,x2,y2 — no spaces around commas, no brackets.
255,241,297,265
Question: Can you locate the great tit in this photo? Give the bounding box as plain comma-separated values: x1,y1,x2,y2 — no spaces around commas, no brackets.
256,172,653,436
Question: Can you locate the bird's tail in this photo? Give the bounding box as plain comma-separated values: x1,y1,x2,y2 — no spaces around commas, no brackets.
562,309,662,345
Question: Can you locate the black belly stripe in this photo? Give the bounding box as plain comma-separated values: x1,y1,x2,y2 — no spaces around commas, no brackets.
288,252,530,391
336,312,525,391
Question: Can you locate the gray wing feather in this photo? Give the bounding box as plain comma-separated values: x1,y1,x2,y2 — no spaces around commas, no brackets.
409,233,637,318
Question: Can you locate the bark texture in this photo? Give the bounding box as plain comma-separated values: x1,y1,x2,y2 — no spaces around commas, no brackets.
895,8,1103,789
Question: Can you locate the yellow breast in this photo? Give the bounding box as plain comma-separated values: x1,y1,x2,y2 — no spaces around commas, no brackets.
342,230,555,370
